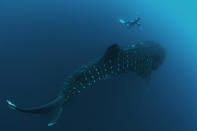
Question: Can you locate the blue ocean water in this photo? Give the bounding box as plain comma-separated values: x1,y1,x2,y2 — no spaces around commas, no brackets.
1,0,197,130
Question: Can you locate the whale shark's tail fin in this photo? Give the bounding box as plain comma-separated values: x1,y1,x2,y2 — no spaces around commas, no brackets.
6,95,64,126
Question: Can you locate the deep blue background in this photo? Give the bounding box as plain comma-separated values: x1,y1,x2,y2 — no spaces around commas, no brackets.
1,0,197,130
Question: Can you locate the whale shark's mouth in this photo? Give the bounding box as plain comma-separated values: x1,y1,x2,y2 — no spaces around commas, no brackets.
135,41,166,70
143,41,166,70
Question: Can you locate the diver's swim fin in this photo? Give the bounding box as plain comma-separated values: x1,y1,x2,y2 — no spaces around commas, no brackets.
6,95,64,126
119,19,126,24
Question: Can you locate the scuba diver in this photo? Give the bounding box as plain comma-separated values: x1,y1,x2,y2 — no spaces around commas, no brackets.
119,17,142,29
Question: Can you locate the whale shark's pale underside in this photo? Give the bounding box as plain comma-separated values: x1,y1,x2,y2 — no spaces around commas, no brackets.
7,41,165,126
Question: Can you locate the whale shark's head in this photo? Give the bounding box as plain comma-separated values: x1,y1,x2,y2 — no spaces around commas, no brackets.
138,41,166,70
146,41,166,70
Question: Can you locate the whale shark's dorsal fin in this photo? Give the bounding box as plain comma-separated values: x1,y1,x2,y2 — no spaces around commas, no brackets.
6,95,64,126
103,44,122,61
105,44,121,55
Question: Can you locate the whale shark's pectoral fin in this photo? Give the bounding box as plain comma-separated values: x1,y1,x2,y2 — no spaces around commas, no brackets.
137,68,152,83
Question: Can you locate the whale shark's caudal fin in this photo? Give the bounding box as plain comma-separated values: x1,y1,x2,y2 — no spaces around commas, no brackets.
6,95,64,126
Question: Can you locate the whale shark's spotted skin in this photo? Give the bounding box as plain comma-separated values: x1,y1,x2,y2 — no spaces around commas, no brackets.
61,41,164,102
6,41,165,126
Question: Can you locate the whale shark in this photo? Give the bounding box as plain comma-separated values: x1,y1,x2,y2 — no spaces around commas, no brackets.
7,41,165,126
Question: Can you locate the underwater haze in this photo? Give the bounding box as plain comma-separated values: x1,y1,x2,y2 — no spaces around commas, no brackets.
1,0,197,130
